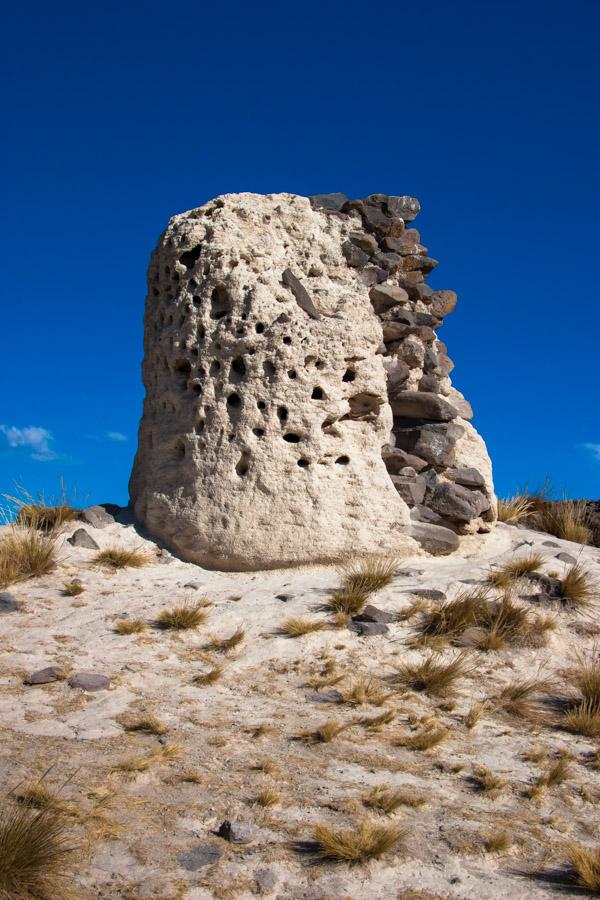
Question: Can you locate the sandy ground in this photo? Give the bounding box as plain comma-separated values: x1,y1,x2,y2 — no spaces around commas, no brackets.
1,517,600,899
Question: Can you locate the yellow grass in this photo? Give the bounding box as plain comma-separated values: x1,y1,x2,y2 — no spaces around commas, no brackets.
114,618,147,635
0,803,78,898
363,784,426,814
280,617,326,637
390,651,472,696
338,677,389,707
558,563,598,610
157,602,207,630
95,547,149,569
565,842,600,891
0,524,58,588
204,627,245,652
537,500,592,544
299,719,346,743
114,742,181,773
62,581,84,596
117,713,167,735
310,819,406,862
497,493,535,524
192,665,224,686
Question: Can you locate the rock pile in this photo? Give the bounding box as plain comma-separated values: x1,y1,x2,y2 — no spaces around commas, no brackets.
130,192,495,569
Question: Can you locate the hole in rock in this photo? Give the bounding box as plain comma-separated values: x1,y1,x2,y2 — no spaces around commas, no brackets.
297,458,310,468
283,433,300,443
255,322,265,334
209,360,221,375
335,455,350,465
288,369,297,379
190,383,202,396
283,336,292,345
227,392,241,409
277,406,288,423
192,296,201,307
210,284,230,319
257,400,266,411
263,360,276,378
179,245,202,269
230,356,246,382
315,359,325,369
253,427,265,437
311,386,324,399
236,452,250,477
342,368,356,382
198,325,205,340
195,419,205,434
175,440,185,459
173,358,192,375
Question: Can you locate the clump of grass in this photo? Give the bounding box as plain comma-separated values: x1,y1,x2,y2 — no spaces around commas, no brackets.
0,803,78,898
363,784,426,814
470,765,506,793
329,555,398,616
0,524,58,588
415,587,492,645
338,678,389,707
355,709,395,730
484,829,512,853
114,742,181,773
495,677,551,720
244,724,276,739
280,617,326,637
487,554,544,587
118,713,167,736
157,602,207,630
526,757,571,798
17,504,79,530
464,702,487,729
299,719,346,744
560,652,600,737
536,500,592,545
252,759,281,777
253,786,280,808
114,618,147,635
564,842,600,891
62,580,84,596
204,627,245,652
95,547,149,570
389,651,472,697
394,725,448,751
497,493,535,524
192,664,224,686
309,819,406,862
557,563,598,611
180,771,203,784
13,781,75,816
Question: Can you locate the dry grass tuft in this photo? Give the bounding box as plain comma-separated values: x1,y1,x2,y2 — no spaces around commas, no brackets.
560,652,600,737
557,563,598,611
118,713,167,736
280,617,326,637
484,829,512,853
487,553,544,587
565,842,600,891
363,784,427,814
16,503,79,531
253,786,280,808
526,757,571,798
114,742,181,773
470,765,506,793
192,665,224,687
299,719,346,744
536,500,592,545
0,524,58,588
390,651,472,697
62,580,84,596
95,547,149,569
464,702,487,729
13,782,75,816
329,555,398,616
205,627,245,652
244,724,276,739
495,677,551,719
114,617,147,635
0,802,78,898
394,725,448,751
157,602,207,630
338,677,389,707
355,709,395,730
309,818,406,862
497,493,535,524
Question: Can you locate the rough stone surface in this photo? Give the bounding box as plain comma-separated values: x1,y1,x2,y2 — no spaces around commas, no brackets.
24,666,64,685
130,192,495,568
68,672,111,691
0,592,18,613
349,621,390,636
352,604,396,624
429,482,490,523
68,528,100,550
177,845,222,870
80,505,115,529
409,521,461,554
556,552,577,564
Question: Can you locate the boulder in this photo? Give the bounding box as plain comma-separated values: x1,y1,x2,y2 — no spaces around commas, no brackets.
282,268,321,320
409,521,460,554
369,284,409,313
349,621,390,636
382,447,428,474
309,193,348,211
178,845,222,870
352,604,396,624
79,505,115,529
429,482,490,523
0,592,18,613
394,423,464,467
391,474,426,506
67,528,100,550
24,666,64,685
68,672,111,691
445,467,486,488
390,391,459,422
386,195,420,221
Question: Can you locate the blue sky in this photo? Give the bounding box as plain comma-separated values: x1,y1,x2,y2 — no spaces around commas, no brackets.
1,0,599,507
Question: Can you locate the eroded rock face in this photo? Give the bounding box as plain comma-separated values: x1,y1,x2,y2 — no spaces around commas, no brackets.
130,192,496,569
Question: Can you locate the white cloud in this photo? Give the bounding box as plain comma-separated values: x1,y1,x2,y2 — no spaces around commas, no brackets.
0,425,56,461
583,442,600,462
106,431,128,442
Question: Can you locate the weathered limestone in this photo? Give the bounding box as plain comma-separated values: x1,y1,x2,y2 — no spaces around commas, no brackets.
130,191,496,569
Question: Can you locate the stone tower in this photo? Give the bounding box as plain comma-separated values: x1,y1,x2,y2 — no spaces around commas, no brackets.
130,192,495,570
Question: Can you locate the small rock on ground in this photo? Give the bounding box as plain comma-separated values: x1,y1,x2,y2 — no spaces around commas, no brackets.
0,592,18,613
24,666,64,685
79,505,115,529
67,528,100,550
68,672,111,691
177,845,222,870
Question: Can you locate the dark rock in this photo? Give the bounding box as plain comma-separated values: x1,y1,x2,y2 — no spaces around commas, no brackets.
68,672,111,691
276,593,292,602
429,482,489,523
369,284,408,313
410,282,434,303
382,447,428,474
177,844,222,870
282,268,321,320
409,325,436,343
0,592,18,613
348,231,378,254
390,391,459,422
79,505,115,529
214,820,255,844
409,521,460,554
429,290,457,318
361,205,394,234
255,867,279,894
349,621,390,636
380,307,416,326
556,552,577,564
353,604,396,624
373,251,403,271
382,322,409,342
449,395,474,420
394,423,464,467
391,474,426,506
542,540,560,547
418,374,442,393
24,666,64,685
387,361,411,391
399,466,417,477
445,467,486,488
342,241,369,268
67,528,99,550
410,504,443,524
183,582,200,589
436,342,455,375
358,266,388,285
401,255,439,273
386,195,420,221
408,589,446,602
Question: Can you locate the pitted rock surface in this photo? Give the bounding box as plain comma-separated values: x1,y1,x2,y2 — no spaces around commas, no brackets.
130,192,495,568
